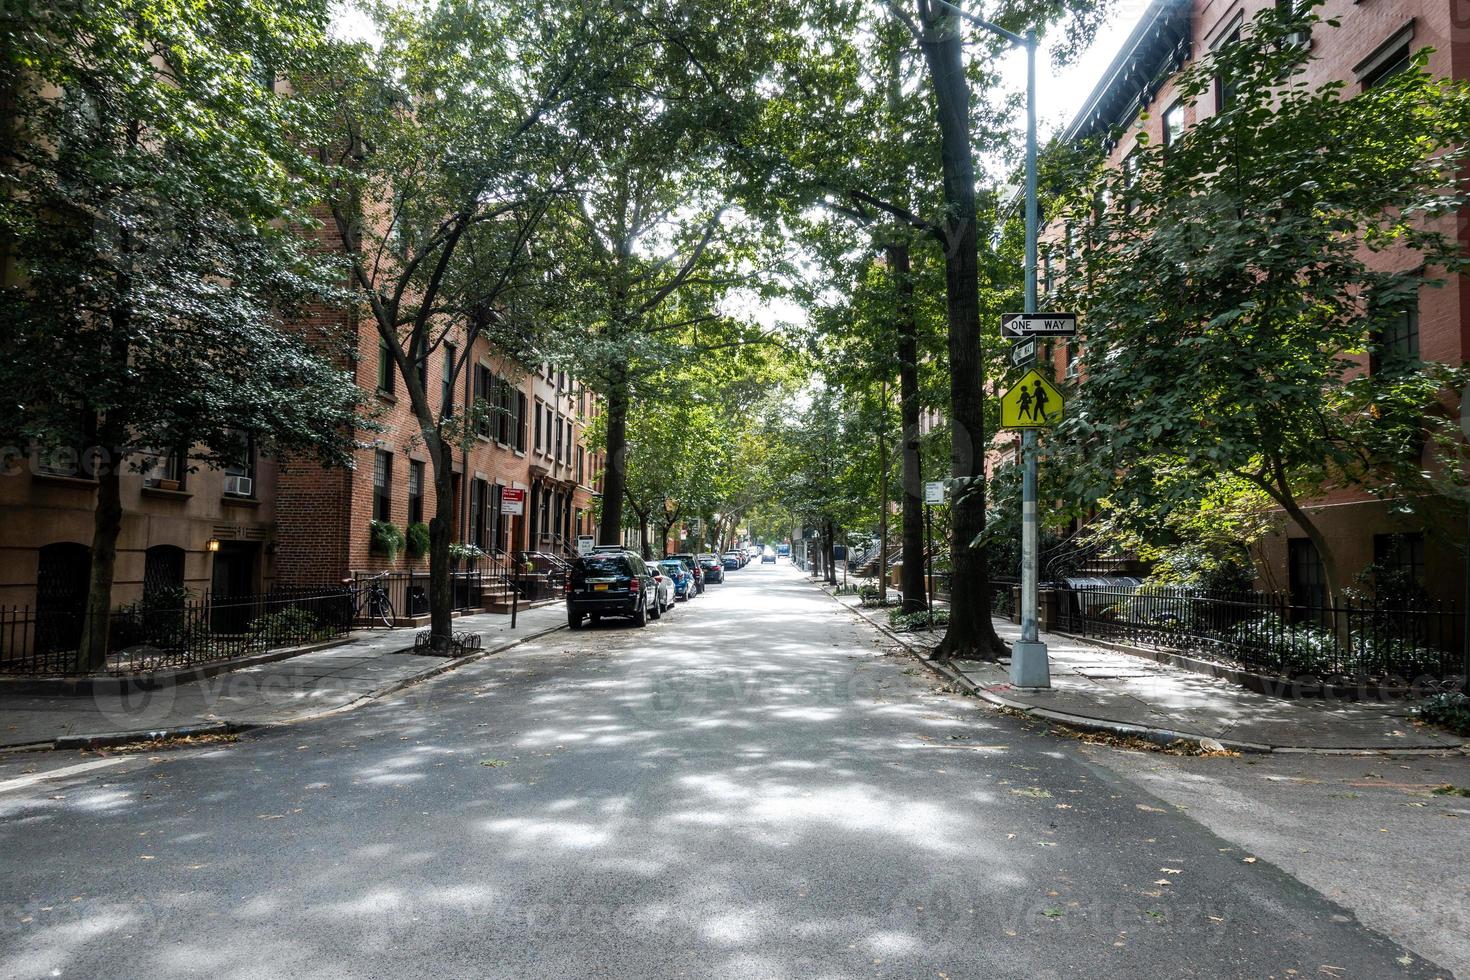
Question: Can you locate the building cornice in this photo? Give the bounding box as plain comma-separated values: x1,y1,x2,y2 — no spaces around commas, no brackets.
1062,0,1193,149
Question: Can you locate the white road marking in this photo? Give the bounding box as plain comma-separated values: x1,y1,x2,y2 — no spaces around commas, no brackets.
0,756,131,794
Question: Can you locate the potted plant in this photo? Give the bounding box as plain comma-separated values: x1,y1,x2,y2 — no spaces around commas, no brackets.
406,522,430,561
369,519,405,563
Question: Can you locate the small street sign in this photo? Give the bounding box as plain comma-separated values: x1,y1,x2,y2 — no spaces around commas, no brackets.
1010,338,1036,367
500,487,525,516
924,480,946,505
576,535,595,556
1000,369,1064,429
1001,312,1078,340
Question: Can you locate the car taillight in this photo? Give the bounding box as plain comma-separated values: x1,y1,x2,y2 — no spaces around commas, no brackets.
628,578,640,591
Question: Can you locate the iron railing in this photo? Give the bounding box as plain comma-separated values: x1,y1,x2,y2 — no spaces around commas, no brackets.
1056,584,1464,681
348,569,485,619
0,586,355,676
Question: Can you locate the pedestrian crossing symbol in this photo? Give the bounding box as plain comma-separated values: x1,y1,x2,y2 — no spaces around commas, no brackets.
1000,369,1064,429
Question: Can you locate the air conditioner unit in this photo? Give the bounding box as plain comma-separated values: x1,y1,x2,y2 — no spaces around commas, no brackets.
224,475,254,497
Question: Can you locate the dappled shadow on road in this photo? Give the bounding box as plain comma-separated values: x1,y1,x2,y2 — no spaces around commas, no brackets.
0,567,1431,979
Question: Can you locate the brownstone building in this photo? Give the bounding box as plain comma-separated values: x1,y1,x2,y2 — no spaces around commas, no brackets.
1035,0,1469,604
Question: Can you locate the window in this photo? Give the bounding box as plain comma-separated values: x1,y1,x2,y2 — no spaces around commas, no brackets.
144,446,186,489
498,378,515,445
534,400,544,452
224,433,255,497
143,545,186,596
1213,23,1242,111
1041,250,1052,294
1373,533,1425,590
408,460,424,526
555,415,564,462
577,446,585,485
1120,151,1140,213
515,392,528,452
469,478,491,551
1356,24,1414,90
377,339,395,394
442,344,456,418
373,450,393,522
1276,0,1310,49
1163,101,1185,148
1370,305,1419,375
1288,538,1327,613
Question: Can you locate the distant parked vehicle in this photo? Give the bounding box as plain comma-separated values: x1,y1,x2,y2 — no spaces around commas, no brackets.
777,544,790,557
670,553,704,593
567,551,655,629
658,559,695,600
722,551,742,571
698,554,724,583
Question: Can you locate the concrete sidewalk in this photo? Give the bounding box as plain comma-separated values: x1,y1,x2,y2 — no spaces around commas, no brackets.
830,591,1466,754
0,603,568,750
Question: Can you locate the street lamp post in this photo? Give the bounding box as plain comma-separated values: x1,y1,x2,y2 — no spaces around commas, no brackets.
933,1,1049,687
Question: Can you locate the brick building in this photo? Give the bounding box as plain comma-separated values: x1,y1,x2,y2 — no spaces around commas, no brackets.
1035,0,1468,603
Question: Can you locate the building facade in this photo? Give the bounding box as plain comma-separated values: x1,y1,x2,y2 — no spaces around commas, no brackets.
1036,0,1469,604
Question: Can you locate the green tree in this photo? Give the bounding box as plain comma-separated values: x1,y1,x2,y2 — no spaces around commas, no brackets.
1053,4,1470,604
306,0,596,650
0,0,363,669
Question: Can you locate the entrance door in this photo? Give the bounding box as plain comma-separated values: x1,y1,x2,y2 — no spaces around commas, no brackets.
210,542,258,633
35,542,90,656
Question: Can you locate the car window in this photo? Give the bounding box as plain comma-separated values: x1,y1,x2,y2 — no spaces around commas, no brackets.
579,556,630,575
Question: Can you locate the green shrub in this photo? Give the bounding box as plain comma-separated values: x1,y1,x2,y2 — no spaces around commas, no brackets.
1417,693,1470,736
248,607,322,647
887,608,949,632
370,519,405,561
1229,613,1340,676
449,542,485,563
406,521,430,560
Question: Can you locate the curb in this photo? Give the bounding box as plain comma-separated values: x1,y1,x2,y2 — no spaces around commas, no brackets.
6,619,569,753
816,583,1462,756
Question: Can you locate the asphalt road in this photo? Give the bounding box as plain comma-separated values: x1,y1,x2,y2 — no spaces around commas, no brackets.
0,563,1451,978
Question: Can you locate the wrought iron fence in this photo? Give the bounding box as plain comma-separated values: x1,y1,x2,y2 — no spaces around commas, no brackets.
990,577,1019,620
0,586,355,677
348,569,485,619
1056,584,1464,681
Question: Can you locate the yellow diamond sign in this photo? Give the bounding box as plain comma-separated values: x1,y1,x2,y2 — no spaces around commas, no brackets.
1000,369,1064,429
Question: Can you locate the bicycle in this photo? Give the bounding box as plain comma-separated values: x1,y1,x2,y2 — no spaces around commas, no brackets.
344,572,396,628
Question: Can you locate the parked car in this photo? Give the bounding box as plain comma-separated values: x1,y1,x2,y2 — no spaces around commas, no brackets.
647,564,677,616
777,543,790,557
658,559,695,600
670,553,704,593
567,551,655,629
722,551,742,571
698,554,724,583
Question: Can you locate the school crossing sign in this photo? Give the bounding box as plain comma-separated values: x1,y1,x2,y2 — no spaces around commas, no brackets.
1000,369,1064,429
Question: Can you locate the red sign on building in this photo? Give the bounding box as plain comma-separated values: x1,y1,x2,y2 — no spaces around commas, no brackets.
500,487,525,516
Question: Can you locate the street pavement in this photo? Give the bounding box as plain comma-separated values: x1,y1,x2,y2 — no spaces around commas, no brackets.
0,562,1459,979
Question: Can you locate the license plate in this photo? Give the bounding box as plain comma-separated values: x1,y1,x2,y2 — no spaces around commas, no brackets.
593,583,609,591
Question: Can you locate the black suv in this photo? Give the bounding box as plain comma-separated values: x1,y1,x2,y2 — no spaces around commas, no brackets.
567,551,656,629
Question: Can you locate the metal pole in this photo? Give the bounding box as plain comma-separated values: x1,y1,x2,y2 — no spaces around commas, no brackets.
1010,31,1050,688
926,504,934,628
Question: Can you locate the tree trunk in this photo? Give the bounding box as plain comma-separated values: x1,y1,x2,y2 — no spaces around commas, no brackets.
888,242,928,615
428,439,455,651
825,520,837,585
1272,482,1342,607
918,3,1004,659
76,449,123,672
599,361,630,545
877,420,889,598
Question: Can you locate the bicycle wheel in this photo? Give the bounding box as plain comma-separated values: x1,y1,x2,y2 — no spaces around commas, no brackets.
375,592,395,628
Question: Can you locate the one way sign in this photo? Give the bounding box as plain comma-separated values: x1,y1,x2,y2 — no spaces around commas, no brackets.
1001,312,1078,340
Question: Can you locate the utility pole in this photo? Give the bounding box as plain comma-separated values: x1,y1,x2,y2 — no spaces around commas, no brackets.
935,1,1049,687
